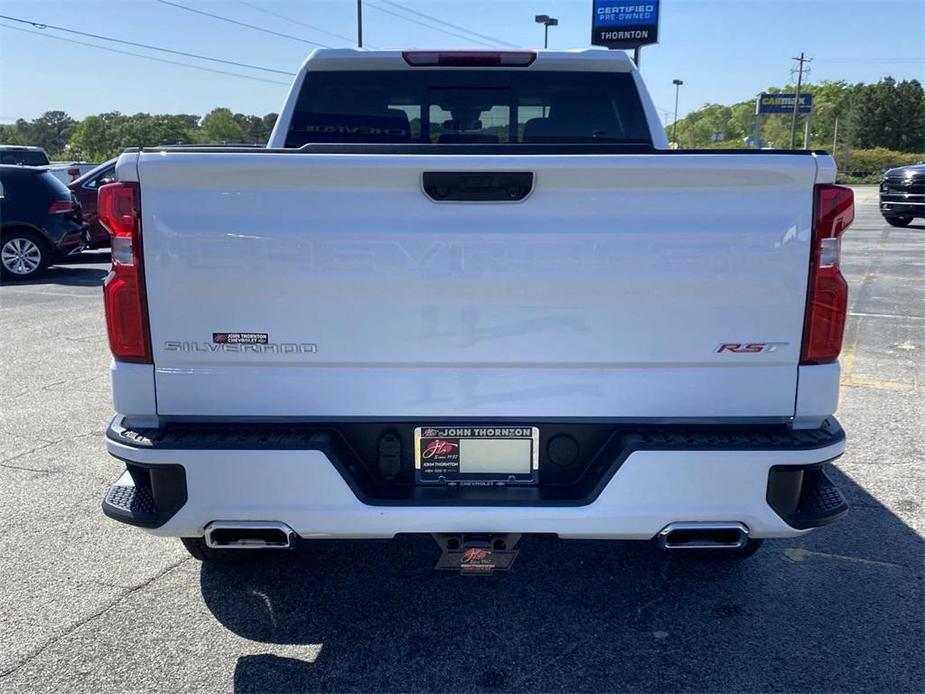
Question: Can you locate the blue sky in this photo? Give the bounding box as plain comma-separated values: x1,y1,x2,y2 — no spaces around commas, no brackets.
1,0,923,125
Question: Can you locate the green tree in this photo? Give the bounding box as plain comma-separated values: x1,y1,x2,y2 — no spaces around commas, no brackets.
69,115,112,161
672,103,747,147
895,80,925,152
69,112,196,158
109,113,195,151
853,78,924,152
263,113,279,138
669,77,924,153
0,124,25,144
18,111,76,155
232,113,271,144
201,107,244,143
175,114,201,131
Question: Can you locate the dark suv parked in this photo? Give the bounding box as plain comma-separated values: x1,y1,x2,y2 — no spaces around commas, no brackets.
880,162,925,227
0,165,87,280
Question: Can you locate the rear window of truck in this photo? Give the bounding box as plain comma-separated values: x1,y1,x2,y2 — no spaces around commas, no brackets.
285,71,651,148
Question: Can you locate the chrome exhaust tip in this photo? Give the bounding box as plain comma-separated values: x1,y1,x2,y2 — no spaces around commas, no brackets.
204,521,295,549
657,522,749,550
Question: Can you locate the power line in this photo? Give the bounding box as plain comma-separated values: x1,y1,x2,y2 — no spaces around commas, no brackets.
0,13,294,75
376,0,517,47
156,0,328,47
814,57,924,63
364,2,496,48
234,0,354,44
0,23,291,85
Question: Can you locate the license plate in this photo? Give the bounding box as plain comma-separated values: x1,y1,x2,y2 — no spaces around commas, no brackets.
414,426,539,486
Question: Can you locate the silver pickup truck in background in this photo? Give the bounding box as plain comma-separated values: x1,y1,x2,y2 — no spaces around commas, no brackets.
0,144,95,183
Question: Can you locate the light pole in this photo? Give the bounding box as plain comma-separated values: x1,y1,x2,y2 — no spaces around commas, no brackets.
671,79,683,145
534,14,558,49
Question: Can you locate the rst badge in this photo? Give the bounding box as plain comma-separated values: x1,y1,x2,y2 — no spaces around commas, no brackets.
715,342,788,354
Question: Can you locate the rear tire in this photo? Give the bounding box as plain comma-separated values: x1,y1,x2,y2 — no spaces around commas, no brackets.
1,229,49,281
884,216,913,227
180,537,267,564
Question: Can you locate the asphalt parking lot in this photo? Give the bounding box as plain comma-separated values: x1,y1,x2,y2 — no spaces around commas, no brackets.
0,185,922,694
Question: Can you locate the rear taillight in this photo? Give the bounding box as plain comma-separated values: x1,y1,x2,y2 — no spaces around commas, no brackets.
48,199,75,214
99,182,151,363
801,184,854,365
402,50,537,67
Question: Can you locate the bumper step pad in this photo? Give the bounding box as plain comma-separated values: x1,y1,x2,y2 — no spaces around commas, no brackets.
101,464,187,529
767,464,848,529
798,468,848,519
103,481,158,525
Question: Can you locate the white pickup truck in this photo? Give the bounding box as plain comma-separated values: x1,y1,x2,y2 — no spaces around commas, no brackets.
99,49,853,569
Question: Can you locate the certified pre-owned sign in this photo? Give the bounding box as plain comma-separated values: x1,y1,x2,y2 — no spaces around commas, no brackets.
591,1,660,49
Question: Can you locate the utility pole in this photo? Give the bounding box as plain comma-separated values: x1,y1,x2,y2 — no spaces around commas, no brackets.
671,79,683,145
789,52,811,149
753,108,763,149
843,98,855,174
832,115,839,164
357,0,363,47
803,110,812,150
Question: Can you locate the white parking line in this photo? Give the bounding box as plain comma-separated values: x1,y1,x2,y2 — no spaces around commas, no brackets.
849,311,925,321
0,288,100,300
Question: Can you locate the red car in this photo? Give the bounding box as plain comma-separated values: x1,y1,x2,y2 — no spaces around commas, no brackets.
68,158,117,248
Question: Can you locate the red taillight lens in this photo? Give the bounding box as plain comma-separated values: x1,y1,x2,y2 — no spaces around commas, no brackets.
801,184,854,365
48,199,75,214
815,184,855,239
99,182,151,363
402,51,537,67
99,182,137,238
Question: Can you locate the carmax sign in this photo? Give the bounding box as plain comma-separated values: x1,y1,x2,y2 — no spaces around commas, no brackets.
591,1,660,49
756,93,813,115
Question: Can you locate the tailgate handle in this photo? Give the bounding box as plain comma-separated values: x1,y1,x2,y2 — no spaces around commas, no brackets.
423,171,533,202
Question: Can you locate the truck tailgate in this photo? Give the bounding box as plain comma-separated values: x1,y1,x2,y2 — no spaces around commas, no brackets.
134,152,819,419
